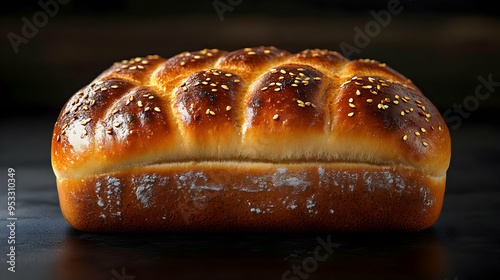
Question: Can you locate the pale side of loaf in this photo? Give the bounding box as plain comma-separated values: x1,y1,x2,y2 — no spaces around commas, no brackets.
51,47,451,232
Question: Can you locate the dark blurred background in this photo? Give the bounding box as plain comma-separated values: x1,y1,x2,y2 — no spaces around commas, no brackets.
1,1,500,279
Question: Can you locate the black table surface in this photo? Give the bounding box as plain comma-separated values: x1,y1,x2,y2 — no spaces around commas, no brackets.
1,117,499,280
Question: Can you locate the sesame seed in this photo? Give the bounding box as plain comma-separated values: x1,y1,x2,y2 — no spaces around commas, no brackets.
143,94,150,97
129,96,134,101
83,106,88,110
149,96,154,99
274,88,280,92
56,135,60,141
194,55,201,59
154,107,161,112
272,114,279,120
180,62,186,66
348,112,354,117
356,90,361,96
206,109,210,115
191,103,196,109
225,73,232,77
212,89,217,92
115,69,121,72
183,86,187,92
366,99,373,103
111,85,119,89
126,100,130,105
138,101,143,107
114,122,121,127
144,107,150,112
368,77,375,83
107,130,112,135
415,131,421,136
129,66,137,70
112,109,119,114
298,103,305,108
292,84,298,87
401,111,405,116
311,103,316,108
210,83,216,87
226,106,231,111
370,90,378,95
395,95,399,99
423,141,429,147
280,69,287,74
122,65,128,69
202,81,208,85
221,84,229,90
261,87,268,91
349,103,356,108
264,50,271,54
270,69,278,74
83,129,87,135
247,51,256,55
142,60,149,64
403,135,408,140
305,102,311,106
209,110,215,115
349,98,354,103
393,100,399,104
234,80,240,83
439,126,442,131
362,85,373,89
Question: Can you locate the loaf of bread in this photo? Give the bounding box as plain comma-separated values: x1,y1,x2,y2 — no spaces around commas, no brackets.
51,47,451,232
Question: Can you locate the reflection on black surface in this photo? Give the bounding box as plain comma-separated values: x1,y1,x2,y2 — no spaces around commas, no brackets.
54,228,450,280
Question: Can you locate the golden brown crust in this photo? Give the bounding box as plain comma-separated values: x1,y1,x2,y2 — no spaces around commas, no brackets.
57,162,445,232
51,47,451,232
